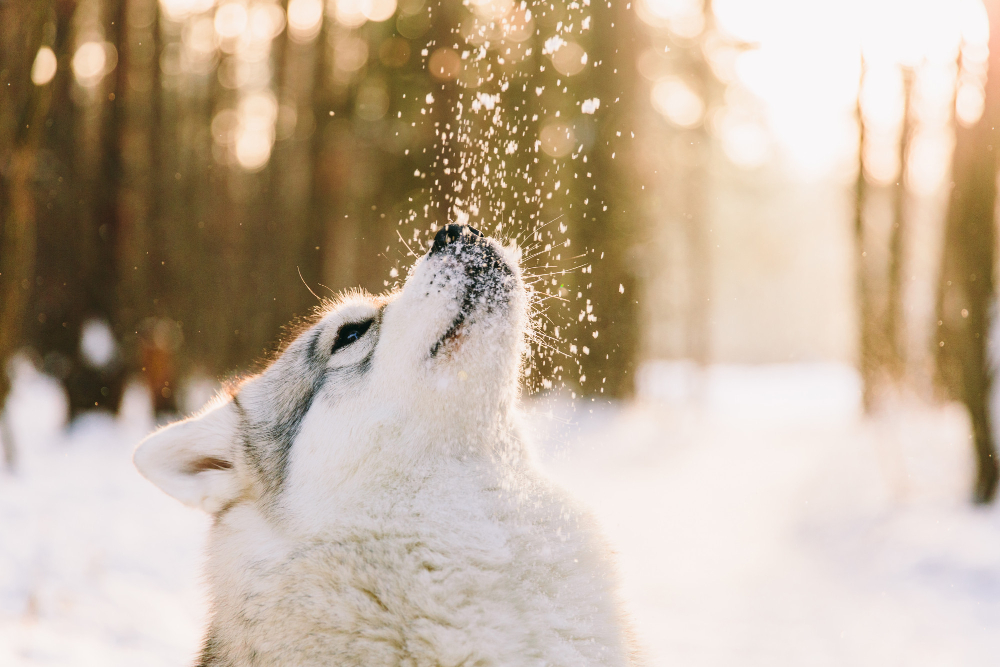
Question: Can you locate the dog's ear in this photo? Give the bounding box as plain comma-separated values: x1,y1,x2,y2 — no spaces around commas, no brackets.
133,397,242,513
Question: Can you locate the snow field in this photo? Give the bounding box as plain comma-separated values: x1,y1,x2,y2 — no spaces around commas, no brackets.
1,359,999,665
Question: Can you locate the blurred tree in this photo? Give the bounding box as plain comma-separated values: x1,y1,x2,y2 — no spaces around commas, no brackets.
2,0,642,425
29,0,82,402
641,0,729,380
936,0,1000,504
856,62,915,411
77,0,131,415
29,0,130,419
854,60,878,412
0,0,57,467
117,0,164,409
574,0,642,398
885,65,914,382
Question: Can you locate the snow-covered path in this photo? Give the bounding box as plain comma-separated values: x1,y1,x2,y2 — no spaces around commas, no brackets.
2,361,999,665
532,365,1000,666
0,367,210,666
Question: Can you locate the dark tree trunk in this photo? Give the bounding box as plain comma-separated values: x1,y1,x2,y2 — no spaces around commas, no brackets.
119,0,174,413
64,0,130,417
0,0,57,468
575,0,642,398
31,0,83,400
936,0,1000,503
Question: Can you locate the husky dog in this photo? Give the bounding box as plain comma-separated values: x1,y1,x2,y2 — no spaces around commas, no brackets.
134,224,637,666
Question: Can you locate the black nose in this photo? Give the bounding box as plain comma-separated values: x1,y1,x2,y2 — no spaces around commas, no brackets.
430,224,484,255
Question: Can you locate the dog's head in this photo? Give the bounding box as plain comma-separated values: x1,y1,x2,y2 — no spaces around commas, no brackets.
134,224,527,519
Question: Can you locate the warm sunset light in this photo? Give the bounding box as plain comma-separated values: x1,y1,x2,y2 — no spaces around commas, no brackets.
5,0,1000,665
697,0,990,179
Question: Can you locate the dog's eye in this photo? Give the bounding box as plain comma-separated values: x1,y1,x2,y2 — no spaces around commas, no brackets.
331,319,373,354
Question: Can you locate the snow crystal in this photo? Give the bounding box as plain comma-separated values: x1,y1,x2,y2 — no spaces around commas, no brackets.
543,36,567,56
471,92,499,113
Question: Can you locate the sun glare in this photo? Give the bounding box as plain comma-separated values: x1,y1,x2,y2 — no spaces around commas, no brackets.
693,0,991,181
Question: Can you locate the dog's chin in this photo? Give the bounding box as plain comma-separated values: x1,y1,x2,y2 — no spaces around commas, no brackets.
427,281,515,360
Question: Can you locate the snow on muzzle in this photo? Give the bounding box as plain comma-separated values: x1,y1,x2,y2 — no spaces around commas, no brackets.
427,224,516,358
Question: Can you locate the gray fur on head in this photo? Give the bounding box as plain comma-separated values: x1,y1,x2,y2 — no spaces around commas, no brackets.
134,229,639,666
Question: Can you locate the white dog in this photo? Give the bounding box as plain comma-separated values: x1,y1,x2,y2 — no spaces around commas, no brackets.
135,224,637,666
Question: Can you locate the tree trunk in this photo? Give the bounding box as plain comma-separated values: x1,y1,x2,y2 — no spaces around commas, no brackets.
575,0,642,398
936,0,1000,503
854,63,879,413
116,0,162,410
0,0,56,469
885,66,914,382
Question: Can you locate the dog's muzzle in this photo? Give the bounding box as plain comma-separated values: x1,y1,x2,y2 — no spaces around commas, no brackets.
427,223,516,357
428,223,513,280
430,223,484,254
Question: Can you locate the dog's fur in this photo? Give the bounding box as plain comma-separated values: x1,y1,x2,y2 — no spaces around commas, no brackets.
134,227,636,666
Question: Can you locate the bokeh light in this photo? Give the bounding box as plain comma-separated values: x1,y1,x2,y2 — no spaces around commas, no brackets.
429,47,460,81
250,3,286,41
956,80,986,126
651,78,704,129
362,0,397,22
234,92,278,171
550,41,588,77
159,0,216,22
72,41,116,87
215,2,249,40
287,0,324,42
333,0,368,28
396,3,430,38
539,120,576,158
638,0,704,33
334,35,369,73
30,46,58,86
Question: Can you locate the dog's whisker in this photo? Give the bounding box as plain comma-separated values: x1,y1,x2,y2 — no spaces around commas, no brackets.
513,212,565,246
396,229,419,259
523,263,593,280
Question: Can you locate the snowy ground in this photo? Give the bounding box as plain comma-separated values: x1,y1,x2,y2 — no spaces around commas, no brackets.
2,359,999,665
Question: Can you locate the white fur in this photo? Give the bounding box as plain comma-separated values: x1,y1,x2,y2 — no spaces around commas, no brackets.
134,235,638,666
132,398,241,513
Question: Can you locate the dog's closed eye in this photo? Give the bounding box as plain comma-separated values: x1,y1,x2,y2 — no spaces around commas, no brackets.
331,319,373,354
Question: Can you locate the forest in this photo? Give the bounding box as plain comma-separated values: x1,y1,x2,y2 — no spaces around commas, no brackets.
6,1,1000,664
2,0,1000,502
